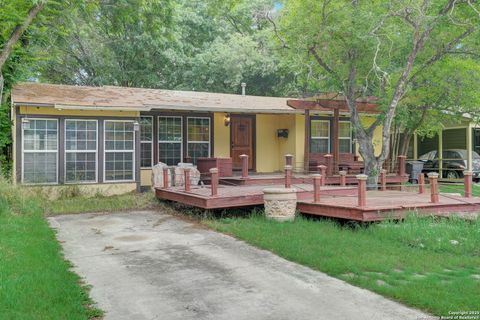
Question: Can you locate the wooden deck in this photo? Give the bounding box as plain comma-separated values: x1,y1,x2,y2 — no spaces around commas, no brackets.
298,191,480,221
155,174,480,221
156,184,356,209
217,173,408,186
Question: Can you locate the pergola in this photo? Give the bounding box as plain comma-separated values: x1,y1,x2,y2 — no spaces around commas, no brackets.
287,98,379,172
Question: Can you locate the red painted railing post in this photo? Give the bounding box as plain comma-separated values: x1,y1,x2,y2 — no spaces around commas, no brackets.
339,170,347,187
284,165,292,188
418,173,425,194
380,169,387,191
397,155,406,177
240,154,249,179
428,172,439,203
210,168,219,196
312,174,321,203
285,154,293,167
464,170,473,198
318,165,327,186
356,174,368,207
184,167,191,192
162,167,169,189
325,154,333,176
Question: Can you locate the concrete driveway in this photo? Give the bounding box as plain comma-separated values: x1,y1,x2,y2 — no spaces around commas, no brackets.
49,211,427,320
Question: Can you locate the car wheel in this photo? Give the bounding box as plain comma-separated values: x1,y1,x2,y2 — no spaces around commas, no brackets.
445,170,460,179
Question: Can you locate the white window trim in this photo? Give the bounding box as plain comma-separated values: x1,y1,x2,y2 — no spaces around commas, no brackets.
187,117,211,159
140,116,154,169
339,120,353,153
103,120,136,183
21,118,59,185
64,119,98,184
311,119,330,153
158,116,183,165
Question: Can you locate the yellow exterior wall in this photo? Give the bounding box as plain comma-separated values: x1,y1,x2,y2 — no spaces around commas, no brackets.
256,114,299,172
358,115,383,158
18,106,139,118
213,112,230,157
141,169,152,186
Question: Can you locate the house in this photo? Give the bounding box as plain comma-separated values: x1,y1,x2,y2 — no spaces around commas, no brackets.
10,83,385,195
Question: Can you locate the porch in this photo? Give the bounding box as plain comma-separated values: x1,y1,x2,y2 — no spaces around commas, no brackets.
155,155,480,221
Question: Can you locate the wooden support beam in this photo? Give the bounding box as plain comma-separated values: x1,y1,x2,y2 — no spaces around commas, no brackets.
418,173,425,194
339,170,347,187
285,154,293,167
284,165,292,188
325,154,333,176
428,172,439,203
304,110,311,173
332,108,339,173
464,170,473,198
357,174,367,207
162,167,169,189
318,165,326,186
380,169,387,191
312,174,321,203
240,154,249,179
210,168,219,196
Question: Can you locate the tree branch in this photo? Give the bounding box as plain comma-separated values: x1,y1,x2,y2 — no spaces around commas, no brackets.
308,47,341,83
0,1,46,71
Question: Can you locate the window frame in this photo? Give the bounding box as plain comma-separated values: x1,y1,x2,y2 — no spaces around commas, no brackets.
64,119,98,184
338,120,353,153
21,117,59,185
139,116,154,168
310,119,330,154
103,119,136,183
186,116,211,162
157,116,183,166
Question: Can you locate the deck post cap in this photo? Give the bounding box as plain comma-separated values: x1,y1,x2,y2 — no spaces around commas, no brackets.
381,169,387,174
324,154,333,158
356,174,368,180
463,170,473,176
183,167,191,171
427,172,439,178
285,154,293,157
209,168,219,174
318,165,327,169
339,170,347,176
239,154,248,158
284,165,293,170
311,173,322,178
397,155,406,158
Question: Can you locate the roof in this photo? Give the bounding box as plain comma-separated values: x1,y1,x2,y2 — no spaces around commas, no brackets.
11,83,299,114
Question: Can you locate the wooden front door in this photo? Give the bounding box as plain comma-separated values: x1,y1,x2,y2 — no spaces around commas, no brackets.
230,115,255,170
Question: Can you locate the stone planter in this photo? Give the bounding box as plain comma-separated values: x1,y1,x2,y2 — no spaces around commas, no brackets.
263,188,297,222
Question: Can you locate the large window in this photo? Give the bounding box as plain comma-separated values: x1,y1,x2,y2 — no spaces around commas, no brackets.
140,116,153,168
158,116,182,166
65,120,97,183
104,121,135,181
339,121,352,153
22,118,58,184
187,117,210,163
311,120,330,153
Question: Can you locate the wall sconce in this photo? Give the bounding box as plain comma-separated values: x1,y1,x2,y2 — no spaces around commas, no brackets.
133,121,140,131
277,129,289,138
224,114,231,126
21,118,31,130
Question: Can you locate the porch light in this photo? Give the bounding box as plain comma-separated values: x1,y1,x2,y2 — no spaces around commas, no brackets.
21,118,31,130
133,121,140,131
224,114,231,126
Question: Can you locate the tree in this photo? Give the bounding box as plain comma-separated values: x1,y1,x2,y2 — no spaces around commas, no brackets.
278,0,480,185
0,0,47,175
0,0,46,104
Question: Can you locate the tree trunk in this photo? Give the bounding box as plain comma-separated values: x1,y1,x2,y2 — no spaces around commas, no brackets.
0,73,3,107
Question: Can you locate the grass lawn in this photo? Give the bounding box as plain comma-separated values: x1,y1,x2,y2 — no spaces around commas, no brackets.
440,182,480,196
205,212,480,316
0,180,103,319
0,177,166,319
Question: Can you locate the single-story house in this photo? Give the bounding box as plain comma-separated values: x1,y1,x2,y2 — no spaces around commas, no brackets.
10,83,385,195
